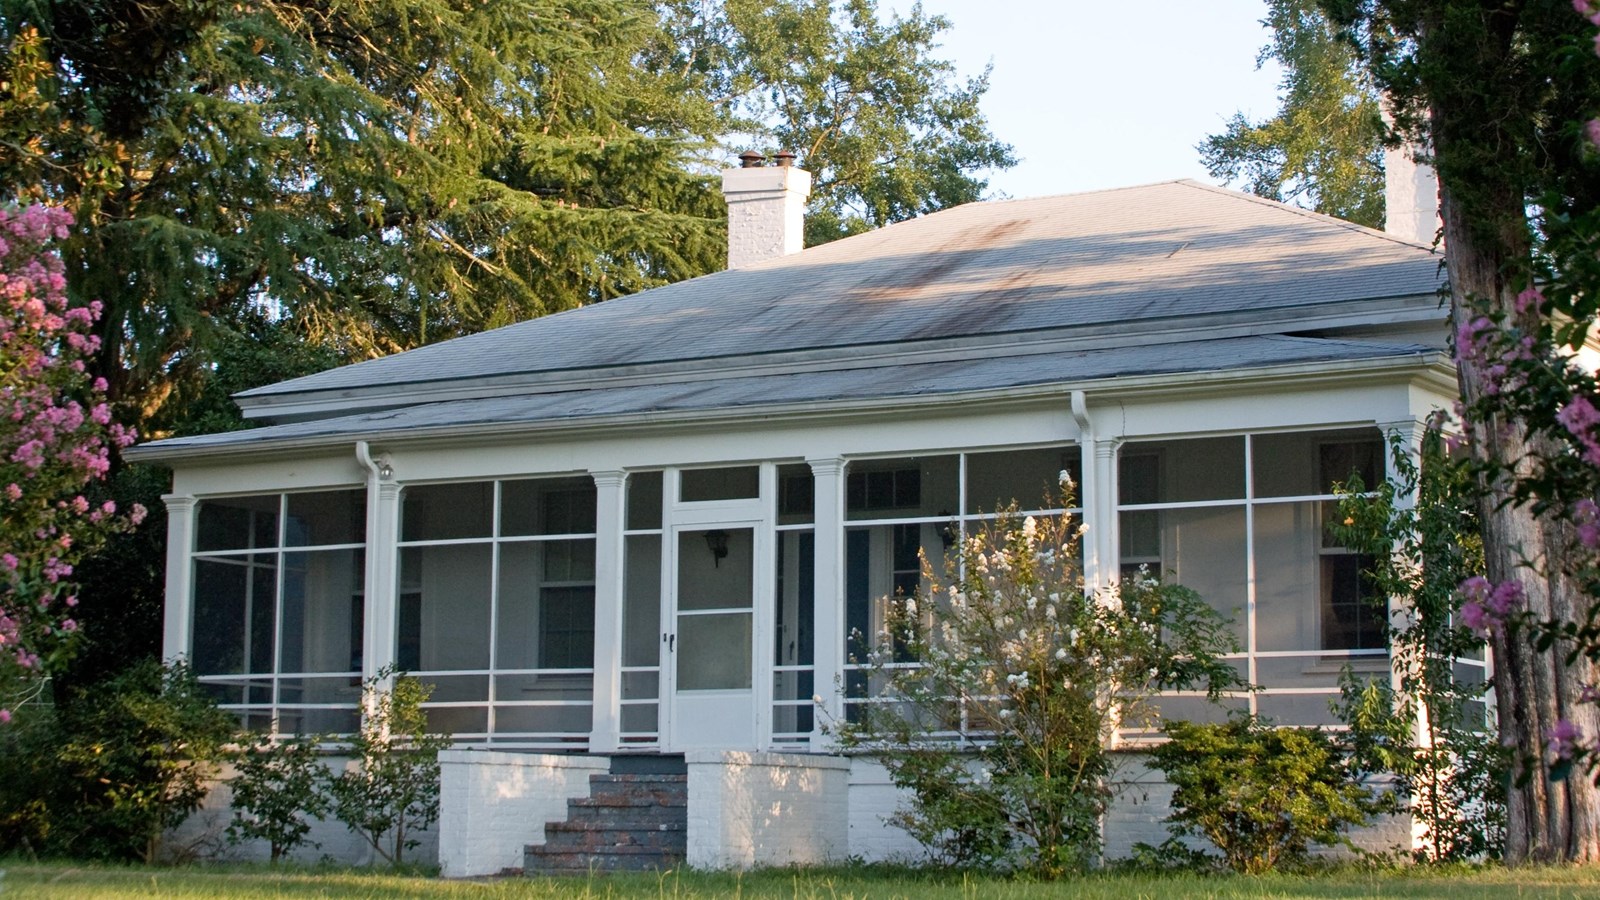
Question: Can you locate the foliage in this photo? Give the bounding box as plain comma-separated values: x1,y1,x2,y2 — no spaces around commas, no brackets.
0,0,728,428
0,0,1013,438
327,669,451,866
0,202,141,720
702,0,1015,245
226,735,332,863
1328,430,1507,862
1316,0,1600,862
1145,715,1384,874
835,478,1242,878
0,660,236,862
1200,0,1386,227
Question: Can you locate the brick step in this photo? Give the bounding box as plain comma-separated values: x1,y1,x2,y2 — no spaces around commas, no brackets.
522,764,689,877
525,850,684,873
546,819,686,834
539,828,686,850
528,832,678,851
574,791,688,809
565,802,688,823
540,832,684,851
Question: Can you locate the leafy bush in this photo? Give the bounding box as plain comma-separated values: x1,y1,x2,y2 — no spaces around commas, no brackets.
835,478,1242,878
226,735,332,862
1328,432,1507,862
0,660,236,862
1145,715,1383,873
327,669,451,865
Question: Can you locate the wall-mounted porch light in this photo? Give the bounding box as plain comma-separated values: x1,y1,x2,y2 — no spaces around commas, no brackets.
938,511,960,550
705,529,730,567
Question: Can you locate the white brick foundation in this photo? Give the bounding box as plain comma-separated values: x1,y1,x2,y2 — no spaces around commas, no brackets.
685,750,850,869
437,750,609,877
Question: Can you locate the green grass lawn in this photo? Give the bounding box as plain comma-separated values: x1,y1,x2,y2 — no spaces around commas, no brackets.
4,862,1600,900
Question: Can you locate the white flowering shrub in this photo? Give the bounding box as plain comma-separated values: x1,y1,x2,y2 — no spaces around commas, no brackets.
835,475,1242,877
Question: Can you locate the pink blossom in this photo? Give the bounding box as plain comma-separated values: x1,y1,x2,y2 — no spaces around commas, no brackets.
1588,119,1600,149
0,710,9,724
1457,577,1522,635
1549,719,1584,760
1515,286,1545,315
1578,500,1600,549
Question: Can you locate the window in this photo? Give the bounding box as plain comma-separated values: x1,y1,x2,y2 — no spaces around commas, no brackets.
397,475,597,746
190,489,366,736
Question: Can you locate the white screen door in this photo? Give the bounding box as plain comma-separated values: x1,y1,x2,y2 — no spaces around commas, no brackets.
668,524,759,749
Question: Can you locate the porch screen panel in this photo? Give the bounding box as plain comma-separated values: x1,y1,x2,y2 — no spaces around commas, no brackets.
190,489,365,736
773,463,815,746
841,456,957,728
621,473,663,744
964,446,1083,515
398,476,597,747
675,528,754,691
1117,429,1398,731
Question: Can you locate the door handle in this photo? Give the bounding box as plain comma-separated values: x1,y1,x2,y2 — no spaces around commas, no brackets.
669,634,676,652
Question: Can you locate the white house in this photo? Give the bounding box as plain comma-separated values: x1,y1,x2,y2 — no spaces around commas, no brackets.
129,156,1461,873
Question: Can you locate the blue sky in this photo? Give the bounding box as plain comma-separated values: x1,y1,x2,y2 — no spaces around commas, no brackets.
899,0,1285,199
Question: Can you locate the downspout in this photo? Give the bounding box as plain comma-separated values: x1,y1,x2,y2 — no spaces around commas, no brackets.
1068,390,1098,584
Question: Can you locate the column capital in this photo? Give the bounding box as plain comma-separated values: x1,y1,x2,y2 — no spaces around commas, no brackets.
161,493,198,511
1376,417,1429,446
1091,438,1124,460
806,456,846,477
590,469,628,488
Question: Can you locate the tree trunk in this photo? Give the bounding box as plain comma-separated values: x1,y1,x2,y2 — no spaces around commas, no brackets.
1436,145,1600,865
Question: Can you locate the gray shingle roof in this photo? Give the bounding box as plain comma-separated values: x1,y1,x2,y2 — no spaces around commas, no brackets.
240,180,1442,403
133,336,1441,459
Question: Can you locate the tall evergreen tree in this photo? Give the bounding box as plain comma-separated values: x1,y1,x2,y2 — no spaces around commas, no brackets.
0,0,728,432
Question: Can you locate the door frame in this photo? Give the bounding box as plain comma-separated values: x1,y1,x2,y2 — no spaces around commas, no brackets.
657,465,777,752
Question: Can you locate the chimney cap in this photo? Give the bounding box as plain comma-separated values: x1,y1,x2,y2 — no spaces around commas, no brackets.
772,150,797,168
738,150,766,168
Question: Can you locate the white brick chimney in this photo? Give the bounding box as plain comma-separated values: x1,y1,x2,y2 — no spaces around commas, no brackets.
721,151,812,269
1384,142,1442,247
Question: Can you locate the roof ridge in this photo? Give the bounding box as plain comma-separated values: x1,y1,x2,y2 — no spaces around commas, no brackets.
1173,180,1441,254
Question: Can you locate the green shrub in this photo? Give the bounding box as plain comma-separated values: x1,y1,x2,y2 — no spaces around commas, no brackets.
1146,715,1383,873
0,661,236,862
226,735,332,862
327,669,451,865
835,478,1242,878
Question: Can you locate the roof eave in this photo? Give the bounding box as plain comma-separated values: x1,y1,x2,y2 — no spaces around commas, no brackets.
126,350,1455,467
233,293,1449,424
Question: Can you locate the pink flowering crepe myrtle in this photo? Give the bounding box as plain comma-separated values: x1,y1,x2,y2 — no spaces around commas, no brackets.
0,205,142,723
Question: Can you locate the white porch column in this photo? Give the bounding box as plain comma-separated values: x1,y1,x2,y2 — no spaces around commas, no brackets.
1377,418,1430,716
589,469,628,753
160,493,198,662
1377,416,1435,858
1070,391,1120,596
808,457,846,749
362,478,401,681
